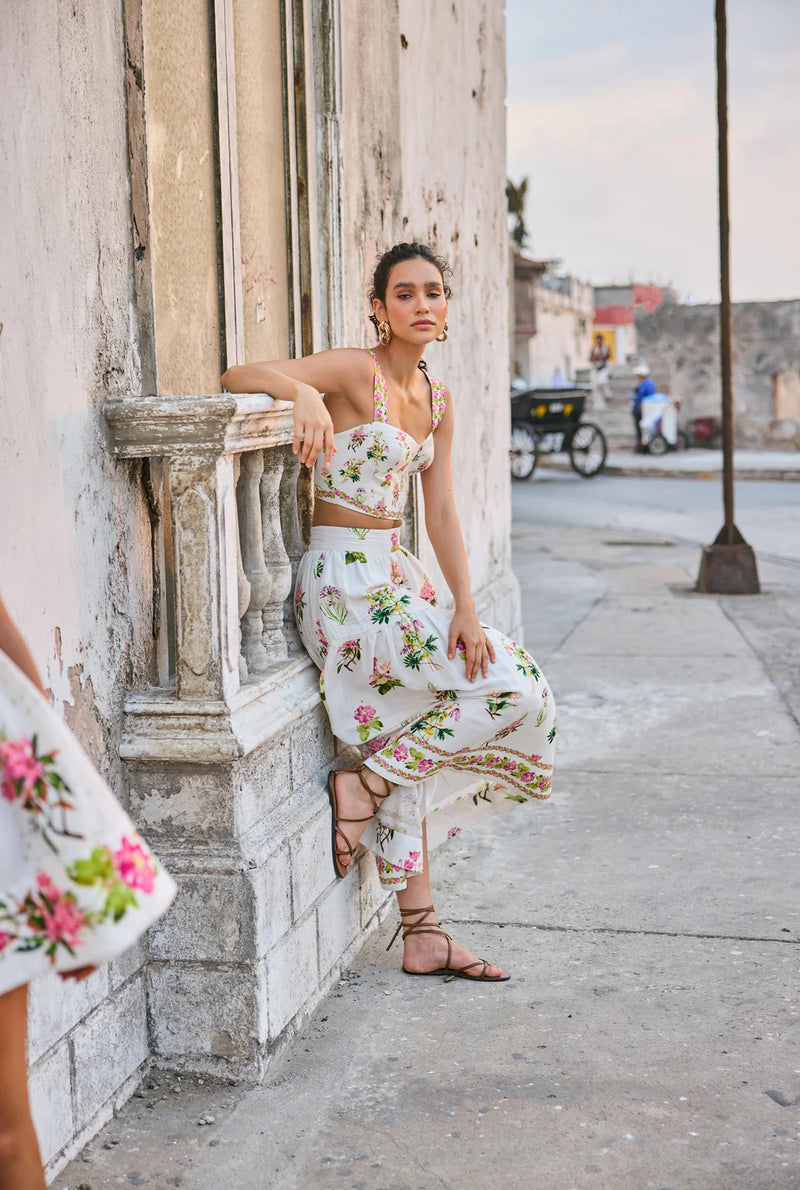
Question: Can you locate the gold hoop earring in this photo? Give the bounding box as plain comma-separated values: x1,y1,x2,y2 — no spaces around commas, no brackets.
378,320,392,346
436,321,448,343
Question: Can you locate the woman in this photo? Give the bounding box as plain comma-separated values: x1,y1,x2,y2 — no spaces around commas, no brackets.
0,596,176,1188
222,243,555,981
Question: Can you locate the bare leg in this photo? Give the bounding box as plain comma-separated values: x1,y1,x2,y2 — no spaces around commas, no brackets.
395,823,508,979
0,985,46,1190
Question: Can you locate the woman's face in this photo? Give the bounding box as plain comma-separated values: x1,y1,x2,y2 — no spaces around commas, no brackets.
374,257,448,345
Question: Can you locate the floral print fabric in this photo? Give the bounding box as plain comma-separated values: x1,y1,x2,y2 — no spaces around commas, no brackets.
295,526,556,888
0,650,176,993
313,352,448,521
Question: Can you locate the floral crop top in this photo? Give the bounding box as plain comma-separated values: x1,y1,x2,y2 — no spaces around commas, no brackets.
313,351,448,520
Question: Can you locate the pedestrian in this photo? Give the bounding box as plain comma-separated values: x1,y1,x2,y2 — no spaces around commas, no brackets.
0,595,176,1189
630,362,656,452
589,333,611,405
222,242,556,982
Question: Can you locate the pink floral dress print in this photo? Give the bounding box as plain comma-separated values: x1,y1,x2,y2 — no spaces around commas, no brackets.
0,649,176,993
295,525,556,890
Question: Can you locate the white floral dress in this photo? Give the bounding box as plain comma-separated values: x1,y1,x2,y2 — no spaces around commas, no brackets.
0,650,176,994
296,356,556,888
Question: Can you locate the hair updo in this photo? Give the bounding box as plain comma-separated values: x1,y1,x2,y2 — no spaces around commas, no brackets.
368,242,452,338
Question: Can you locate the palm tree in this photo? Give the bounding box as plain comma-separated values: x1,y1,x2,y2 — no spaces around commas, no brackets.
506,177,529,250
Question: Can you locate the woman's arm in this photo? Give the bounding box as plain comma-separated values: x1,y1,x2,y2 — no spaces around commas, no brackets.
419,393,496,682
0,595,45,694
221,348,373,469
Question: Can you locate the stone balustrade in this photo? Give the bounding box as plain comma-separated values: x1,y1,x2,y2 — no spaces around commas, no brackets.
104,393,317,762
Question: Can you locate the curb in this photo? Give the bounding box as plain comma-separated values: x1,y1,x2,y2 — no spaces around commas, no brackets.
536,458,800,482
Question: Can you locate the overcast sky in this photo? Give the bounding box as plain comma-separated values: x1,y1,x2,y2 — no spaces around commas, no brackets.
506,0,800,303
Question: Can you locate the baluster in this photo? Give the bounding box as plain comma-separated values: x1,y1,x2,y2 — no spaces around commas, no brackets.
260,447,292,664
233,456,251,683
236,450,269,677
279,447,306,652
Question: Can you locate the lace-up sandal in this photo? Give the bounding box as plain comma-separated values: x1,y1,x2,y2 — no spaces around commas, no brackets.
386,905,511,981
326,767,392,879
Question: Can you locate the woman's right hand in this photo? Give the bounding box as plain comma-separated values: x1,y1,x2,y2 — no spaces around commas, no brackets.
293,383,336,471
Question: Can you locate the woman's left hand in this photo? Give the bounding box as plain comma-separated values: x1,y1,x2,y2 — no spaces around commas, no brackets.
447,608,496,682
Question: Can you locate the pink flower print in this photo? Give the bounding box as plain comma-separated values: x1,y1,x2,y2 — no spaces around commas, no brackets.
0,931,10,953
36,873,86,950
390,532,400,550
364,732,390,757
447,826,462,840
348,428,367,450
374,499,388,516
0,738,46,802
419,579,437,604
354,704,377,725
417,758,434,774
294,585,306,623
402,850,422,871
393,743,409,761
113,836,157,895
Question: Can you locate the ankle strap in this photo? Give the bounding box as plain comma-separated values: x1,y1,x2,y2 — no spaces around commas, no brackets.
386,905,436,951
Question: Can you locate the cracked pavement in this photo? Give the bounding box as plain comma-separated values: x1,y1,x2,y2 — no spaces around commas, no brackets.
55,488,800,1190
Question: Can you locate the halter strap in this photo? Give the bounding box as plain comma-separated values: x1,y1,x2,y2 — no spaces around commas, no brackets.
368,350,389,423
369,351,447,436
428,376,448,432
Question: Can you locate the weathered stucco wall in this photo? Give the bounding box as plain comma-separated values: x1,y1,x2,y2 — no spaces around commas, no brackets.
0,0,155,1174
636,299,800,448
339,1,516,631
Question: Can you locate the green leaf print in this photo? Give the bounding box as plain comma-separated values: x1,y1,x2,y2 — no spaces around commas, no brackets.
319,585,348,624
336,639,362,673
104,882,138,922
350,527,370,539
314,556,325,578
503,640,540,681
67,846,114,886
345,551,367,564
340,460,363,483
369,659,405,696
547,723,557,744
485,690,520,720
366,588,412,625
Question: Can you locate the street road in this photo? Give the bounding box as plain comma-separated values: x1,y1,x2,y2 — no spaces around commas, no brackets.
512,471,800,567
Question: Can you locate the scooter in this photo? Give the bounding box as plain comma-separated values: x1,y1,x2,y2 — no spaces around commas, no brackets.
639,395,681,455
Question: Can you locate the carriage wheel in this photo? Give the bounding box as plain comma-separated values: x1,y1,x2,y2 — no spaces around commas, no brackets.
568,421,607,477
509,423,539,481
648,432,669,457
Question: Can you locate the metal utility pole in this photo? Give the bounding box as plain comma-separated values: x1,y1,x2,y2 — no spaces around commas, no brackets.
696,0,760,594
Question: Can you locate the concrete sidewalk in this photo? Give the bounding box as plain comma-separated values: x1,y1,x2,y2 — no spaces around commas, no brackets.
55,527,800,1190
539,448,800,481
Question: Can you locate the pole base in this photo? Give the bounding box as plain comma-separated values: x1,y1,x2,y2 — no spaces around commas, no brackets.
696,524,760,594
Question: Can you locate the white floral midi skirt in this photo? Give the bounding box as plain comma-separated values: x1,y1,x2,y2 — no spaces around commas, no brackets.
294,526,556,888
0,650,176,995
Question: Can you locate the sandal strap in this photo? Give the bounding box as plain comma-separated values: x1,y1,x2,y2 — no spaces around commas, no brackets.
386,905,439,952
356,765,392,815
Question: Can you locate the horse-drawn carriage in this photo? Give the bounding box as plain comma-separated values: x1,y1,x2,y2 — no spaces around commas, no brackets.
509,387,608,481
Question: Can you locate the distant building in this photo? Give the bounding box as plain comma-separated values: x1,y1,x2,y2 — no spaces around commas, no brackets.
512,254,594,387
593,283,676,365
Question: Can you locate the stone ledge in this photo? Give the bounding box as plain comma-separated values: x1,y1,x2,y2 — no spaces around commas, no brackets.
104,393,295,460
120,655,320,762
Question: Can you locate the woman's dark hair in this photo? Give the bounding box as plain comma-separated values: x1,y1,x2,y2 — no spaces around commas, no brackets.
368,242,452,336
